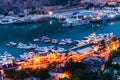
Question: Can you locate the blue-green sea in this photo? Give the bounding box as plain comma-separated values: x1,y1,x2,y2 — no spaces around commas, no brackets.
0,19,120,57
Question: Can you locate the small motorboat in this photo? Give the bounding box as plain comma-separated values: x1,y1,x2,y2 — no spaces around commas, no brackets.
65,38,73,45
56,47,67,53
6,42,17,47
59,39,67,46
44,39,52,43
51,39,59,44
33,38,40,42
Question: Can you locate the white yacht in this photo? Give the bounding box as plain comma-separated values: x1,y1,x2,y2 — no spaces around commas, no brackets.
59,39,67,46
0,16,18,25
51,39,59,44
55,47,67,53
62,18,89,27
17,42,36,50
20,52,35,59
102,12,117,21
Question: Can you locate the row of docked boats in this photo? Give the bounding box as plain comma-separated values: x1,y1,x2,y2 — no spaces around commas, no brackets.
6,32,114,55
69,32,114,51
6,41,68,54
0,52,19,71
55,10,120,27
0,15,50,25
33,36,59,44
6,42,36,50
33,32,114,48
33,36,73,46
0,9,119,26
0,52,15,64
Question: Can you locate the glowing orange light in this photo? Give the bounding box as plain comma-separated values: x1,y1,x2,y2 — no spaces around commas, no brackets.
24,63,27,66
96,16,100,20
61,71,72,79
35,57,41,63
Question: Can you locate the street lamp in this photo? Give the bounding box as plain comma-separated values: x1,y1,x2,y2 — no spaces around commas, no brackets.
48,11,53,16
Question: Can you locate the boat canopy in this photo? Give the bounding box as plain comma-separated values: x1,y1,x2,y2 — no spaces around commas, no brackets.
16,57,24,61
77,47,93,54
72,12,79,15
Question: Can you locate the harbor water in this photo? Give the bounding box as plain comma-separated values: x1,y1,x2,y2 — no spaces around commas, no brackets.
0,19,120,57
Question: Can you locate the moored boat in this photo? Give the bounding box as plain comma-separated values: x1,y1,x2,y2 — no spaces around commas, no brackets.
6,42,17,47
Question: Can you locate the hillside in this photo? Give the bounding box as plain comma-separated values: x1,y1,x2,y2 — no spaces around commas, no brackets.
0,0,69,14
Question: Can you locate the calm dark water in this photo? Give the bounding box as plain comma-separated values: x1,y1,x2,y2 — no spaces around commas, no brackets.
0,19,120,57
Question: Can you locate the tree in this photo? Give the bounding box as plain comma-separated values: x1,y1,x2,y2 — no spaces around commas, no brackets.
97,70,114,80
24,68,36,77
117,70,120,76
72,70,97,80
72,75,80,80
111,37,118,42
64,62,87,73
29,69,38,77
112,64,120,70
4,69,16,79
97,71,104,80
37,69,50,80
15,69,28,80
105,49,120,68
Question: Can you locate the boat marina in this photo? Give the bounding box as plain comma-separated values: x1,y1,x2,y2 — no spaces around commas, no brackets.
0,32,114,66
1,0,120,79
